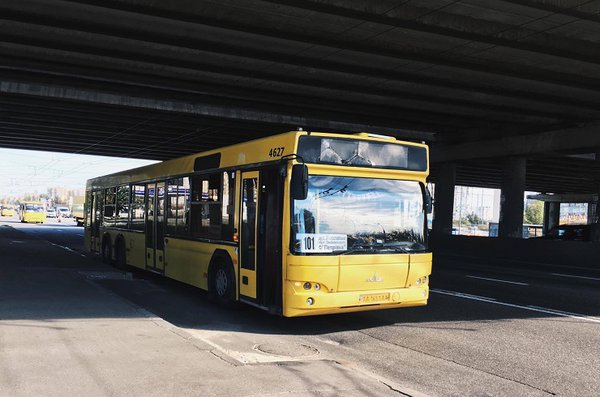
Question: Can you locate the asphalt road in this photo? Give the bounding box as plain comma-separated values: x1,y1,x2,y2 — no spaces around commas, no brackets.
6,217,86,252
2,217,599,396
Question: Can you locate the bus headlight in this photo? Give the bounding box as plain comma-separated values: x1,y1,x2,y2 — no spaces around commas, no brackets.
303,282,312,290
314,283,320,291
306,297,314,305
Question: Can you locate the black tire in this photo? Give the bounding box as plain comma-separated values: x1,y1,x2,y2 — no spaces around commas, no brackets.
210,261,236,307
114,239,127,270
101,238,113,265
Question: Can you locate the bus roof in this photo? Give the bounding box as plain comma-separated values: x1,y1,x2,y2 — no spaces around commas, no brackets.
86,131,428,189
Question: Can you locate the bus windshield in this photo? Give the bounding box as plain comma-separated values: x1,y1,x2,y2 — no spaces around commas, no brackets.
292,176,426,255
25,204,44,212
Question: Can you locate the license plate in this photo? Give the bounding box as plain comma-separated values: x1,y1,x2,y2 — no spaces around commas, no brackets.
359,293,390,303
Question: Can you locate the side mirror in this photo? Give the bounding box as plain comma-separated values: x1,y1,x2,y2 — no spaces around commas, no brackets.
425,187,433,214
290,164,308,200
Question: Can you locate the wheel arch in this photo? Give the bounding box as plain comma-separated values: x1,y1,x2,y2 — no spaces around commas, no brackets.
101,231,113,263
101,231,112,248
114,233,125,246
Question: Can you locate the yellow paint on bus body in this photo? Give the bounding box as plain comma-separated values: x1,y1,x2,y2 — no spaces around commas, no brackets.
164,237,236,291
126,232,146,268
86,133,299,190
282,252,431,317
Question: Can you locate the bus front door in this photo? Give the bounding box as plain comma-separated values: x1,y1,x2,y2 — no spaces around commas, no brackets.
145,182,165,272
239,171,259,300
239,167,283,310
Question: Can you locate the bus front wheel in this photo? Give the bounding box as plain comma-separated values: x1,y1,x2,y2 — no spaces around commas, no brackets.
210,262,236,307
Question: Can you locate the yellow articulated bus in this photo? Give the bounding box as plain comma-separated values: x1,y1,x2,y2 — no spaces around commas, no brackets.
85,131,432,317
19,202,46,223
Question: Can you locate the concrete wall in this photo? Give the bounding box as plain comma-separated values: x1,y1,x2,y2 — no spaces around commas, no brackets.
432,235,600,270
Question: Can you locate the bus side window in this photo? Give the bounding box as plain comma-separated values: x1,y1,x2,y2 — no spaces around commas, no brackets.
103,187,116,227
116,185,130,228
221,172,235,241
166,179,180,235
165,177,190,237
130,185,146,231
191,173,222,240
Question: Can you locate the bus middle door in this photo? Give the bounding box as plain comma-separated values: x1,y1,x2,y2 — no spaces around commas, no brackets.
91,190,102,252
145,182,166,272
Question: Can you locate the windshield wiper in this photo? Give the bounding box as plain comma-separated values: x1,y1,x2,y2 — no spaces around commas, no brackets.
330,244,375,255
389,246,409,253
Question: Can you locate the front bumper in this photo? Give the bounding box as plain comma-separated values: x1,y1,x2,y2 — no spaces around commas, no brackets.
283,282,429,317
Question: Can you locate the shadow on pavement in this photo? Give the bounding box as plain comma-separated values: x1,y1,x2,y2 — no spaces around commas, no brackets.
96,266,600,339
2,222,598,337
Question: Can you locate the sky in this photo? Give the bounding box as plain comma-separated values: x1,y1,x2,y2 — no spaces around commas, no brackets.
0,148,159,198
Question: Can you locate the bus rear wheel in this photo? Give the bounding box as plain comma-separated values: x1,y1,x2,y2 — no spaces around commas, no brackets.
114,239,126,270
101,238,113,265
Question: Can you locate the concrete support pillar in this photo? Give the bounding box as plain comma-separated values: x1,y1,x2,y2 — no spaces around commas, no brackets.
433,163,456,236
499,157,526,238
595,151,600,221
591,151,600,242
543,202,560,235
587,201,596,224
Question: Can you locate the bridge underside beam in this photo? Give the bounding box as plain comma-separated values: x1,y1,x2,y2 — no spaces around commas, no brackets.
0,80,435,143
432,123,600,163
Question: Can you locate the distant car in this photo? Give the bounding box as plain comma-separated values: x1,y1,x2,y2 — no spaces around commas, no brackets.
56,207,71,218
543,224,591,241
46,208,57,218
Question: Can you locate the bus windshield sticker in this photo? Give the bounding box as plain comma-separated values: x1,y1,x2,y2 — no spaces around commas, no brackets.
296,233,347,253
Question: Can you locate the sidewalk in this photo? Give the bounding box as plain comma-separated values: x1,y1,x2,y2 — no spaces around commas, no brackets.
0,225,406,397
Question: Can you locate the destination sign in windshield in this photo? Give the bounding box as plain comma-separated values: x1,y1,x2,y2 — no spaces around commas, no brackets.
297,136,427,171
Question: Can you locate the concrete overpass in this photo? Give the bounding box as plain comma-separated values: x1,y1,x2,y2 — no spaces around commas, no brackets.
1,0,599,253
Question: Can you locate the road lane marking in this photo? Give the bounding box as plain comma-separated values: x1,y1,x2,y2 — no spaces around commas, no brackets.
466,275,529,286
431,289,496,301
50,242,87,258
552,273,600,281
431,289,600,324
